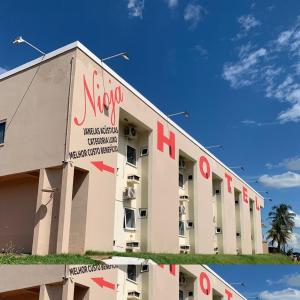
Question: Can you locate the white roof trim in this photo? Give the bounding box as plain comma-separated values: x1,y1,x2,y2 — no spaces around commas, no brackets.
203,265,247,299
0,41,263,201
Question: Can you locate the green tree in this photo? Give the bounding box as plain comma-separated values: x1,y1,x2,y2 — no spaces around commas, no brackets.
267,204,295,253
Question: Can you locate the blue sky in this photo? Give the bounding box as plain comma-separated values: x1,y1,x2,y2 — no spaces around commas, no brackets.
0,1,300,249
210,265,300,299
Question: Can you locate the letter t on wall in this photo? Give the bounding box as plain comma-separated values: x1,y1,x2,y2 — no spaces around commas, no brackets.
225,289,233,300
157,121,176,160
225,173,233,193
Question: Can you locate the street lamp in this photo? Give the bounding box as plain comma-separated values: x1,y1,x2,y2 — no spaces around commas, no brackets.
206,144,223,150
230,282,245,287
168,111,189,118
101,52,129,62
229,165,245,171
13,36,45,55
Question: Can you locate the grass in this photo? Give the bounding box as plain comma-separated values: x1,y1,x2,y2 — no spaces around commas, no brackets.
86,251,296,264
0,254,100,265
0,252,295,264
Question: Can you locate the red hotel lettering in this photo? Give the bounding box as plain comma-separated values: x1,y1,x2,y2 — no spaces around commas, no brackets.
225,289,233,300
169,265,176,276
243,187,248,204
255,196,260,211
74,70,124,127
157,121,176,160
199,272,211,295
199,156,211,179
225,173,233,193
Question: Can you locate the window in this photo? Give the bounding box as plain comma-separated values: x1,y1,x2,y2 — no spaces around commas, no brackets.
123,208,136,230
127,265,137,282
179,220,185,236
179,173,184,188
127,145,137,166
0,121,6,145
179,290,184,300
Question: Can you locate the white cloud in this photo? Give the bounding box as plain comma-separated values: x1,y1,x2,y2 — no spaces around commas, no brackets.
242,119,279,127
224,15,300,123
259,288,300,300
166,0,178,9
289,232,300,250
223,47,267,88
259,171,300,188
127,0,144,18
278,103,300,123
238,14,261,32
266,157,300,171
267,273,300,287
184,2,206,29
292,212,300,228
0,67,7,74
194,44,208,57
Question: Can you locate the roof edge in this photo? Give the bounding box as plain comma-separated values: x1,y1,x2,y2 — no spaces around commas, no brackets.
0,41,264,201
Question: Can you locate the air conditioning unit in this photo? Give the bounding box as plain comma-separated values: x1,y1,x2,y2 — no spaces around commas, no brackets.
139,208,148,218
126,241,140,252
140,264,149,273
250,207,253,212
236,232,241,237
214,247,219,254
128,290,141,300
179,159,186,169
186,221,194,229
215,227,222,234
123,187,136,200
180,245,190,254
215,189,221,195
179,273,186,285
124,126,137,140
127,174,140,184
179,195,189,202
140,147,149,157
235,200,239,205
179,205,186,215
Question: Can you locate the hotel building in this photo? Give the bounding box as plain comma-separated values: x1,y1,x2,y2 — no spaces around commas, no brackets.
0,42,264,255
0,264,246,300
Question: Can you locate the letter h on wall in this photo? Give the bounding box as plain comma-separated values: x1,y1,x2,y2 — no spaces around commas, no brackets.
157,121,176,160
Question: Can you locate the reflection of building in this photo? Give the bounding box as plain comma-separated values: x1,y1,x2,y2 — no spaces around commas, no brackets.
0,42,264,255
0,264,246,300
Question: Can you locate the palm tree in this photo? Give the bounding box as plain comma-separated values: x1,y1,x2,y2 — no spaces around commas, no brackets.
267,204,295,253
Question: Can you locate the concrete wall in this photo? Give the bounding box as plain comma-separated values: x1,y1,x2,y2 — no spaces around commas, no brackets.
0,44,264,255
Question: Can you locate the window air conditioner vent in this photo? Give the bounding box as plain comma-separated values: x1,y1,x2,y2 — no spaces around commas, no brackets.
127,175,140,184
180,245,190,254
127,290,141,300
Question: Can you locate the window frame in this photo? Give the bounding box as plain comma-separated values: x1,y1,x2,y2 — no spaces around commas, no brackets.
0,119,7,146
126,145,137,167
127,265,137,283
179,220,185,237
123,207,136,231
179,173,184,189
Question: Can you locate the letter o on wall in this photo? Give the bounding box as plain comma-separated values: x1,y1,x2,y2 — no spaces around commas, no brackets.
199,156,211,179
199,272,211,296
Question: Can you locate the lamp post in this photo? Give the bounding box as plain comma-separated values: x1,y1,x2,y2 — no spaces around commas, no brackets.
13,36,45,55
168,111,189,118
101,52,129,62
229,165,245,171
206,144,223,150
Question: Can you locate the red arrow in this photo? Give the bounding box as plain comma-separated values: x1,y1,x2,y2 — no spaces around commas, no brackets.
91,161,115,174
92,277,115,290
